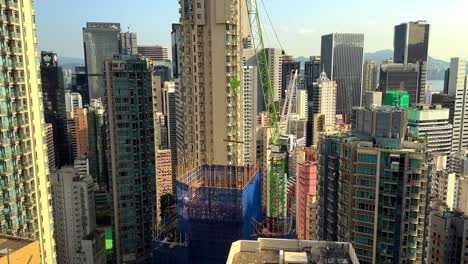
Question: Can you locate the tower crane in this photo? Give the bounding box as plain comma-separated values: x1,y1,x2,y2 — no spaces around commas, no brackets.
246,0,298,232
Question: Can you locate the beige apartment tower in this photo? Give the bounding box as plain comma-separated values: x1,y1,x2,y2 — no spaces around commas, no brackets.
0,0,56,262
178,0,245,167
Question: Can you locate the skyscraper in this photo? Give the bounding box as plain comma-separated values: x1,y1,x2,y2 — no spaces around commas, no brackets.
104,54,156,263
87,99,108,189
304,56,321,90
72,66,89,105
408,104,452,157
310,72,337,146
74,108,89,159
305,56,321,147
40,51,71,167
281,55,300,99
83,22,121,100
321,33,364,120
164,81,177,188
379,63,420,104
448,58,468,153
265,48,283,103
45,123,56,171
178,0,244,167
0,1,57,261
171,23,183,79
137,45,169,61
65,91,83,114
362,60,377,92
242,65,258,165
318,106,431,263
119,32,137,55
394,21,430,104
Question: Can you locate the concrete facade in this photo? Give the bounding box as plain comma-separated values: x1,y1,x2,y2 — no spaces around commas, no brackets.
178,0,245,167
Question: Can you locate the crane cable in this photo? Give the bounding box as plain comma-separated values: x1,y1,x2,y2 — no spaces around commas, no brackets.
259,0,284,53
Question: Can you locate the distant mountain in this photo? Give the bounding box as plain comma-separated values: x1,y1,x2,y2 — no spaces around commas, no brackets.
297,50,455,80
364,50,393,64
59,57,85,72
59,57,84,65
294,56,309,66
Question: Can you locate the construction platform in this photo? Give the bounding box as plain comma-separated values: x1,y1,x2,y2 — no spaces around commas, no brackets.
153,164,262,264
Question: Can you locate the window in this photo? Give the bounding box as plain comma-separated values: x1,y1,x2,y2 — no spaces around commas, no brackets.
358,154,377,163
409,159,421,169
357,167,376,176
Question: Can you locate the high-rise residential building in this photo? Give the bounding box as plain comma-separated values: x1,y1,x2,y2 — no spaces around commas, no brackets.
45,123,56,171
408,104,452,157
379,63,420,105
318,106,431,264
448,58,468,153
83,22,121,100
394,21,430,104
72,66,89,105
104,54,156,263
449,150,468,176
310,72,337,146
431,170,457,209
296,149,318,240
178,0,244,167
295,89,308,120
137,45,169,61
362,60,377,92
0,2,57,262
164,81,177,187
40,51,71,167
428,211,468,264
74,108,89,158
156,113,168,149
321,33,364,119
65,91,83,113
51,166,106,264
155,149,173,223
242,65,257,166
265,48,283,102
281,55,300,99
171,23,183,79
119,32,137,55
257,112,268,127
87,99,108,189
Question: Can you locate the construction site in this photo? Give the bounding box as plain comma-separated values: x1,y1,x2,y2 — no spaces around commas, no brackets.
152,164,262,264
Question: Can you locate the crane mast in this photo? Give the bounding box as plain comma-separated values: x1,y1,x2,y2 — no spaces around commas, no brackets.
245,0,280,144
246,0,297,235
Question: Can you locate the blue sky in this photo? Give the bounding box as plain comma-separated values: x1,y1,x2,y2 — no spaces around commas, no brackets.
37,0,468,60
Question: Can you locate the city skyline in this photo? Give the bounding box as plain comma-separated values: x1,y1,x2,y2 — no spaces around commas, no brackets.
37,0,467,60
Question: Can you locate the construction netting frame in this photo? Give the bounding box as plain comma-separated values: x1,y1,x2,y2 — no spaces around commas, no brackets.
175,164,262,264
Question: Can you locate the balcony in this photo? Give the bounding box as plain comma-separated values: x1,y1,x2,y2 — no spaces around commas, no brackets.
1,47,10,54
6,1,18,9
0,167,13,175
7,17,19,25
